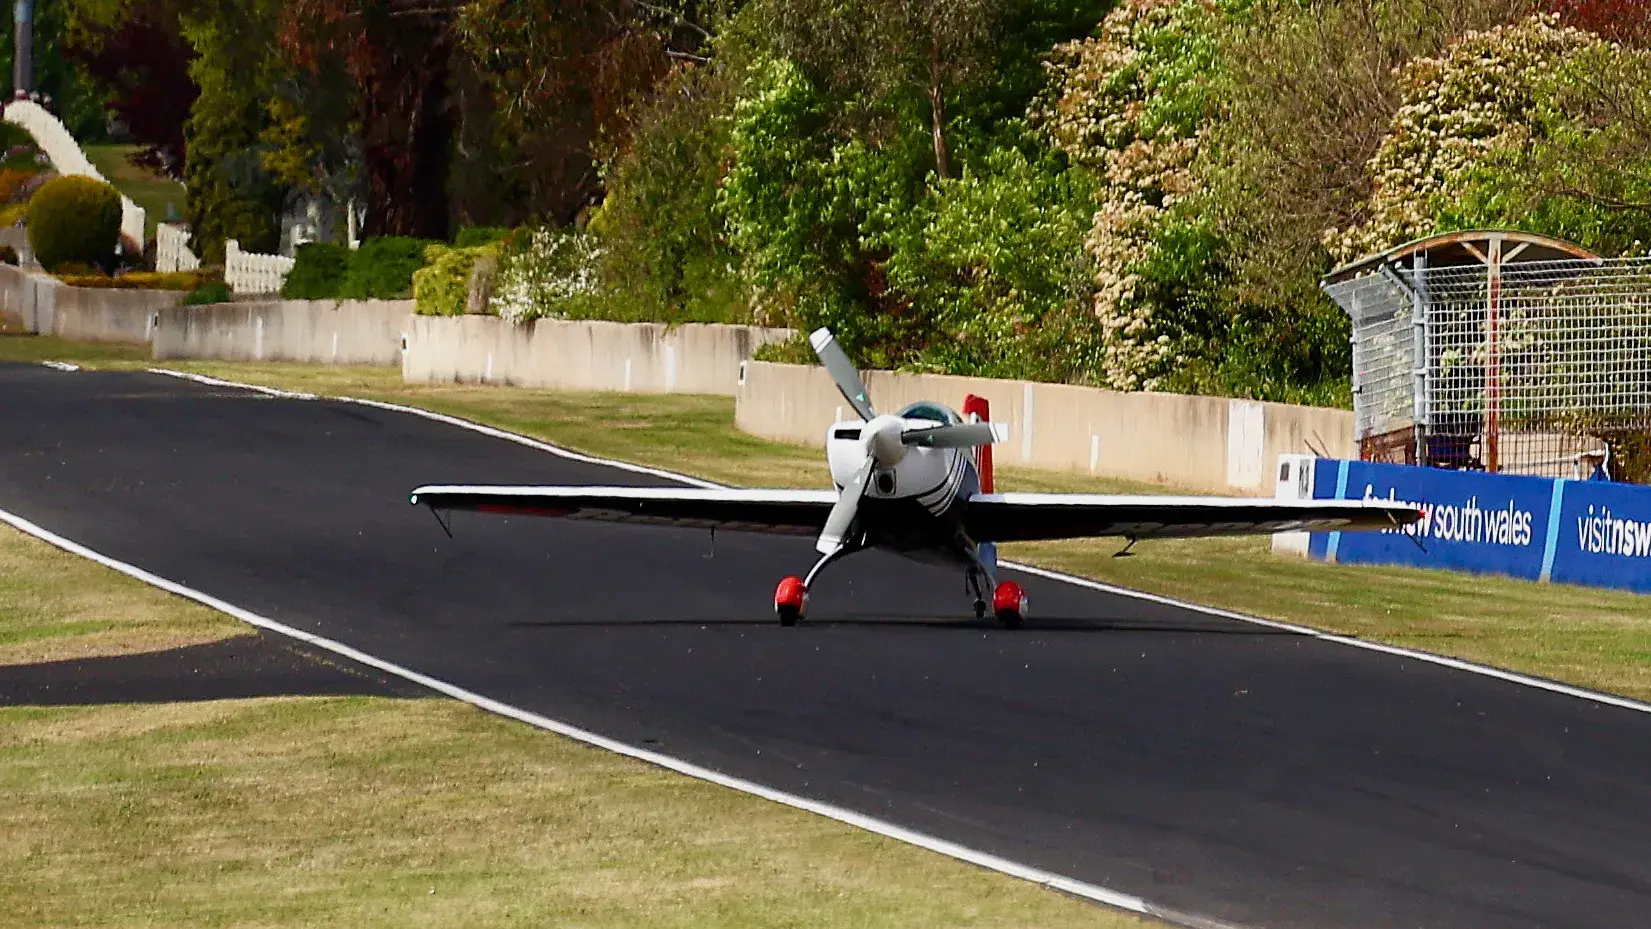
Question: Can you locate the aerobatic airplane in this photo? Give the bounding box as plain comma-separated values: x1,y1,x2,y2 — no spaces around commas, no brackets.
410,328,1419,628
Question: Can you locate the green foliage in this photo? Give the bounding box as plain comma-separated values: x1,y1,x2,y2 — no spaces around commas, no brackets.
454,226,509,248
1432,41,1651,257
590,64,750,326
882,142,1101,381
27,175,121,272
182,281,232,306
339,236,434,300
280,242,352,300
180,0,287,265
413,242,496,317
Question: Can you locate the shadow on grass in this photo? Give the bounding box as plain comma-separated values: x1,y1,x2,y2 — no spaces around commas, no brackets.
0,634,432,706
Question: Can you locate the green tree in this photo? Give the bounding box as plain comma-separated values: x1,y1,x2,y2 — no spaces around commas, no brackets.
180,0,287,262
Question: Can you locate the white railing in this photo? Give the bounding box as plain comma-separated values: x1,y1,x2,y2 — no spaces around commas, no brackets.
3,100,148,245
156,223,200,273
225,238,295,295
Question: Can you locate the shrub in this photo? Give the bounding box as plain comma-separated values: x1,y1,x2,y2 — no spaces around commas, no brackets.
454,226,509,248
490,227,602,322
413,243,498,316
0,245,17,266
339,236,433,300
0,203,25,227
28,175,123,273
183,281,233,306
280,242,352,299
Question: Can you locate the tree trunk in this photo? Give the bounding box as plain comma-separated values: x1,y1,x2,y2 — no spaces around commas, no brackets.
929,35,948,179
361,22,454,240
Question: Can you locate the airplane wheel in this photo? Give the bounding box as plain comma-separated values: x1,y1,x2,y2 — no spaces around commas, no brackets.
993,581,1027,630
775,576,807,627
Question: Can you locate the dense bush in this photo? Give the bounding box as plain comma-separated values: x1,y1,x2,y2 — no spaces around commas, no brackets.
27,175,122,273
0,245,17,266
413,242,498,317
280,242,352,299
454,227,509,248
183,281,233,306
339,237,434,300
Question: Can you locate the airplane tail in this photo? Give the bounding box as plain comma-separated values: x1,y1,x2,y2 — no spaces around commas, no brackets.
963,394,994,493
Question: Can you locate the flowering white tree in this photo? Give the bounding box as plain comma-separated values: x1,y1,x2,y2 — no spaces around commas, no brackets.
1326,15,1605,262
1036,0,1226,391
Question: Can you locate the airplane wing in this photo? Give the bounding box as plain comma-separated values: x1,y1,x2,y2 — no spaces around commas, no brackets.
963,493,1419,543
408,485,839,536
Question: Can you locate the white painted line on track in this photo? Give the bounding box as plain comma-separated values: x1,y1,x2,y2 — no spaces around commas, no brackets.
143,366,1651,718
0,502,1181,924
40,361,80,372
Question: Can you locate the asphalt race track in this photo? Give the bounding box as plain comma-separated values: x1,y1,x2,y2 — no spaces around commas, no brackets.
3,363,1650,929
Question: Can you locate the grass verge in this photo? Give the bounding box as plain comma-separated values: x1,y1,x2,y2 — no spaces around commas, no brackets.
54,350,1649,705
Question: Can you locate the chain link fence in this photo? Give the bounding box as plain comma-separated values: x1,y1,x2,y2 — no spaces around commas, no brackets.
1325,255,1651,483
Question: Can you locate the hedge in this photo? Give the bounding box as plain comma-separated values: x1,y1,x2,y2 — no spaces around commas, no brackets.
339,236,433,300
281,242,351,299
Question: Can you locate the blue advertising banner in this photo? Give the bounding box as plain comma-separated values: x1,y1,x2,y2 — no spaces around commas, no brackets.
1306,459,1651,595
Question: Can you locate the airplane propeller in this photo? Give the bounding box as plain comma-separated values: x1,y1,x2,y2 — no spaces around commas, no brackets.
809,327,1009,555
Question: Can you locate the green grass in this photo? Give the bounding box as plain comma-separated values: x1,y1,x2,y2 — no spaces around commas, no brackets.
7,337,1651,702
0,519,1155,929
84,144,187,241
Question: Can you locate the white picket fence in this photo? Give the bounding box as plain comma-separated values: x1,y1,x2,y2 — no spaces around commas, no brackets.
156,223,200,273
225,239,294,295
3,100,148,245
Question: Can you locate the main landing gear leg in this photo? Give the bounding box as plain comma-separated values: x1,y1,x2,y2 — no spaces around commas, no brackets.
774,544,857,627
967,543,1026,629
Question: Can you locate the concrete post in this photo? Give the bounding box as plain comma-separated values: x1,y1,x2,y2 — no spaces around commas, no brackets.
13,0,33,97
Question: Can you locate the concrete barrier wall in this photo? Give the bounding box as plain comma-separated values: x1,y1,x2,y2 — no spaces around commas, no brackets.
734,361,1355,493
153,300,411,365
403,315,792,396
0,264,181,341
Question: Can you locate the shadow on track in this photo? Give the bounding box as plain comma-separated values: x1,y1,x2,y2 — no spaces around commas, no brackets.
0,635,431,706
505,614,1299,634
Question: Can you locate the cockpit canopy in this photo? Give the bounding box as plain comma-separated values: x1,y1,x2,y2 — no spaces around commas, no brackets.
898,401,961,425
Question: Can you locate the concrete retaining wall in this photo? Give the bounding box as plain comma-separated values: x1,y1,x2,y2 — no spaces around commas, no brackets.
734,361,1354,494
403,315,792,396
0,264,181,341
153,299,411,365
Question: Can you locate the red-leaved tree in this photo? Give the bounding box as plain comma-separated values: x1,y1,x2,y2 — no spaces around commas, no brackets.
280,0,459,240
1549,0,1651,45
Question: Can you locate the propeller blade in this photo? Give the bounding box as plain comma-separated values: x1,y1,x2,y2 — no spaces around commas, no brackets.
901,421,1010,448
817,456,874,554
810,328,876,421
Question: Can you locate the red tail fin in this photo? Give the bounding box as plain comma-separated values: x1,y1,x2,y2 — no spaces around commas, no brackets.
962,394,993,493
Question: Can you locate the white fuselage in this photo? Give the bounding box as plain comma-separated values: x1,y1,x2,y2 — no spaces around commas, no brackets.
826,419,975,516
